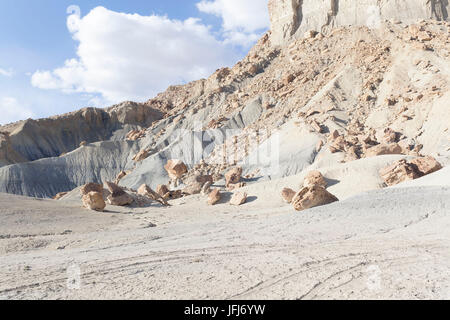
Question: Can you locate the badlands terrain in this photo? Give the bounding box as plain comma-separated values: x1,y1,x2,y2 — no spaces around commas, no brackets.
0,0,450,299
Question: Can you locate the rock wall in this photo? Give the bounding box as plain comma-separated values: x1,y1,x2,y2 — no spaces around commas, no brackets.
269,0,450,45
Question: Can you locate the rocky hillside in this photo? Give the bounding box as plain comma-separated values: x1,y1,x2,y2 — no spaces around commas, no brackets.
0,1,449,199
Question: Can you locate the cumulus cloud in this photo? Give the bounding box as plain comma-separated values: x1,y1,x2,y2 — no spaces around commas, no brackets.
0,97,35,125
197,0,269,45
31,6,239,104
0,68,14,77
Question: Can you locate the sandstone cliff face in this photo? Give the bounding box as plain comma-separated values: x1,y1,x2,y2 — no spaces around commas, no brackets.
269,0,450,45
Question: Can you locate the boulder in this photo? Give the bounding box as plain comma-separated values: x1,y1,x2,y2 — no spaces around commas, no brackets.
225,167,243,187
183,174,214,195
156,184,170,197
303,171,327,188
138,184,169,206
292,186,338,212
82,192,106,212
80,182,103,196
379,159,421,186
164,159,188,180
281,188,296,204
230,192,248,206
365,143,403,157
410,156,442,175
105,182,133,206
208,189,221,206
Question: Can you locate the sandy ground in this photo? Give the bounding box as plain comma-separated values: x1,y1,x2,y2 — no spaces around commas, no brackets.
1,165,450,300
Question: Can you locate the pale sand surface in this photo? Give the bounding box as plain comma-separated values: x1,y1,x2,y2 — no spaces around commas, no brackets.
1,170,449,299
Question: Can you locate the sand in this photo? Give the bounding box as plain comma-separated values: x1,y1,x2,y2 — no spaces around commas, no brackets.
1,164,449,300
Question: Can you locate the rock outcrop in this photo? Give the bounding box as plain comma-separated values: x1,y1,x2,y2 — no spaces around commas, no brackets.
269,0,450,45
292,186,339,211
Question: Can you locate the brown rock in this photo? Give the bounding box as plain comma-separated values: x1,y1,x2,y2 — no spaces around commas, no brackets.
138,184,169,206
183,174,214,195
164,159,188,180
292,186,338,211
79,141,87,147
230,192,248,206
107,193,133,206
281,188,296,204
303,171,327,188
114,171,127,184
163,190,183,200
80,183,103,196
382,128,398,144
410,156,442,175
82,192,106,212
379,159,421,186
54,192,68,200
365,143,403,157
156,184,170,197
133,149,149,162
208,189,221,205
225,167,243,187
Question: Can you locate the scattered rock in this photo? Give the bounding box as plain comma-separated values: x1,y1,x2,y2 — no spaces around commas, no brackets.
106,182,133,206
138,184,169,206
281,188,296,204
227,182,247,191
365,143,403,157
410,156,442,175
163,190,183,200
303,171,327,188
80,183,103,196
133,149,149,162
164,159,188,186
156,184,170,198
225,167,243,188
230,192,248,206
292,186,338,211
82,192,106,212
208,189,221,205
379,159,421,186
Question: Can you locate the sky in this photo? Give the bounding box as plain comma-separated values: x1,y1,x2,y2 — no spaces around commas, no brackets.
0,0,269,125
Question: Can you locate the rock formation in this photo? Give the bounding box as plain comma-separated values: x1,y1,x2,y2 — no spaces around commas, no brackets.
269,0,450,45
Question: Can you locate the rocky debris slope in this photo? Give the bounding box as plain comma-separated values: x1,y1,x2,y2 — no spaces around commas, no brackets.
0,4,449,201
269,0,450,45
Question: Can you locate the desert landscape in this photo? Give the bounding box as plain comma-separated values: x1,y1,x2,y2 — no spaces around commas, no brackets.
0,0,449,300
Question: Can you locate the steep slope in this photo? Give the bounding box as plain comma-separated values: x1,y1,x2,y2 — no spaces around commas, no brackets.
0,7,449,198
0,102,164,166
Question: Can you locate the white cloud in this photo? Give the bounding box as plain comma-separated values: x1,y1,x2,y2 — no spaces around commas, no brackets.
0,97,35,125
31,6,239,104
197,0,269,45
0,68,14,77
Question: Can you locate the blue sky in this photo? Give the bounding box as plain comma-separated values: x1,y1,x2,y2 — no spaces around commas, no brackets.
0,0,269,125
